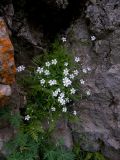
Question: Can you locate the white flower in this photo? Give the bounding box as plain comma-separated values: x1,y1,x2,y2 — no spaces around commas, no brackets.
73,70,79,76
40,79,45,85
25,115,30,121
36,67,43,74
75,57,80,62
63,68,69,76
62,107,67,112
91,35,96,41
83,68,87,73
60,92,65,98
86,90,91,96
51,59,57,65
48,80,57,86
58,96,66,105
73,111,77,115
52,88,61,97
64,62,68,66
17,65,25,72
69,74,75,79
63,77,72,87
51,107,56,111
45,61,51,67
62,37,66,42
52,89,60,97
53,80,57,85
53,91,58,97
44,69,50,75
87,67,91,71
80,79,85,84
70,88,76,94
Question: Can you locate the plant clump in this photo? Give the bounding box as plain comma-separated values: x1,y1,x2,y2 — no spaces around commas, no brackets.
0,40,107,160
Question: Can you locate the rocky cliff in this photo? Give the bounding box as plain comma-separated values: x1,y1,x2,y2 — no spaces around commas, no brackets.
0,0,120,160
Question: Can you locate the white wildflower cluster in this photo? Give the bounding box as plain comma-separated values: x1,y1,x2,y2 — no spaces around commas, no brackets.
17,65,25,72
34,55,91,116
36,59,58,76
82,66,91,74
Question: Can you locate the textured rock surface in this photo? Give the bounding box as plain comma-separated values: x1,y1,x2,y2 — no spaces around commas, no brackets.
0,17,16,85
0,17,16,106
40,0,69,9
86,0,120,36
0,84,12,106
66,1,120,159
0,0,120,159
0,127,13,155
52,119,73,149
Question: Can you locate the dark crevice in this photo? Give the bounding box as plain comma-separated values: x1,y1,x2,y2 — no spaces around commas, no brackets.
0,0,87,64
12,0,87,41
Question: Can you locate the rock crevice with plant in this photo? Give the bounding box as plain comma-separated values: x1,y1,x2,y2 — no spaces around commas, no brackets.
0,0,120,160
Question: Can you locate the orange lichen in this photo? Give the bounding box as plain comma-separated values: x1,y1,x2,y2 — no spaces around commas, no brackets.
0,18,16,106
0,19,16,85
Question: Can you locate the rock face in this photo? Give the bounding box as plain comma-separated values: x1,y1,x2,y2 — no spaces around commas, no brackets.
40,0,69,9
0,127,13,156
66,1,120,159
0,17,16,158
0,0,120,160
0,17,16,106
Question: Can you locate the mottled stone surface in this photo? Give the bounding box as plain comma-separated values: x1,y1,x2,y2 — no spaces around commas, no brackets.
86,0,120,36
0,17,16,106
0,127,13,156
0,84,12,106
66,1,120,158
52,120,73,149
0,0,120,159
0,17,16,85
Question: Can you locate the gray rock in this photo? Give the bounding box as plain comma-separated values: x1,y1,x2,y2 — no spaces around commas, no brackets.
66,12,120,159
52,119,73,149
0,0,120,160
0,84,12,97
0,127,13,156
86,0,120,36
43,0,69,9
